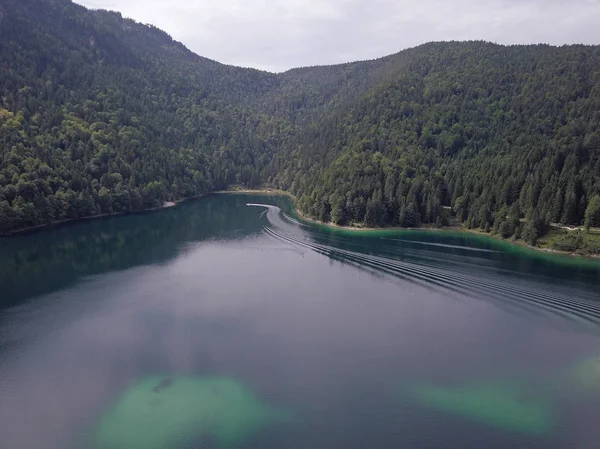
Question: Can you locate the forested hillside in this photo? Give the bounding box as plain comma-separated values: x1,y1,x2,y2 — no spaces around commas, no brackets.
268,43,600,247
0,0,277,233
1,0,600,250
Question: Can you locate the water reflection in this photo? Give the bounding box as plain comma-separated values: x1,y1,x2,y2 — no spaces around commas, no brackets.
0,194,599,449
0,194,290,307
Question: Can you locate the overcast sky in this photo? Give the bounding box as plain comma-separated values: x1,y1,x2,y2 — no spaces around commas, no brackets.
75,0,600,72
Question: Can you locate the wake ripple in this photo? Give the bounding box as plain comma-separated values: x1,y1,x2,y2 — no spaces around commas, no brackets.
249,204,600,329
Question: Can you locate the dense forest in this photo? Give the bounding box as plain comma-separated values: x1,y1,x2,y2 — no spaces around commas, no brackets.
1,0,599,253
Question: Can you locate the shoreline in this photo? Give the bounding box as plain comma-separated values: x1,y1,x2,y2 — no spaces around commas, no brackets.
3,187,598,261
219,188,600,260
1,194,207,237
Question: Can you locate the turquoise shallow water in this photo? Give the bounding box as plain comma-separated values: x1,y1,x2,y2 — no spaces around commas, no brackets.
1,193,600,449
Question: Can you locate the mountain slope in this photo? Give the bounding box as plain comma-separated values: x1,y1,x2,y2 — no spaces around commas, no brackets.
0,0,278,233
271,43,600,236
1,0,599,250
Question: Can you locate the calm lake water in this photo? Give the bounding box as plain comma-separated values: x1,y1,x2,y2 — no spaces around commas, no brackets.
1,193,600,449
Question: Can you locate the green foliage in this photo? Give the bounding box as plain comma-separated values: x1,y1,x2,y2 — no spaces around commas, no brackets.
1,0,599,242
551,231,585,252
540,229,600,255
0,0,273,233
522,212,550,246
266,44,600,243
585,196,600,232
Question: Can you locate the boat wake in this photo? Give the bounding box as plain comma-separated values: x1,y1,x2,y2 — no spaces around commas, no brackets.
248,204,600,329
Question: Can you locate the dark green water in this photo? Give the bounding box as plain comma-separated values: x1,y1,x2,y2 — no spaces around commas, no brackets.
1,193,600,449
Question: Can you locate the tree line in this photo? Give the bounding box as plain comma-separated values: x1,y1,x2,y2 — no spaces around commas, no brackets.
0,0,599,250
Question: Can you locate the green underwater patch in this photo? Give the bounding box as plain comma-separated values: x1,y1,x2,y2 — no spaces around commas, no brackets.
405,383,553,436
94,376,288,449
573,356,600,392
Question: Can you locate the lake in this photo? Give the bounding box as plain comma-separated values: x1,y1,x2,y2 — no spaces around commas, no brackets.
1,193,600,449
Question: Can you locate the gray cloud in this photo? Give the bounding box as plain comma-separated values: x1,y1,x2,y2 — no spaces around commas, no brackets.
75,0,600,72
